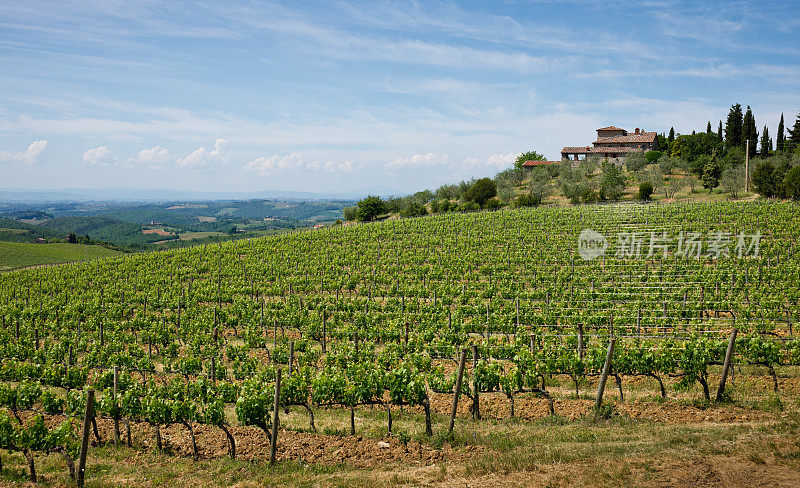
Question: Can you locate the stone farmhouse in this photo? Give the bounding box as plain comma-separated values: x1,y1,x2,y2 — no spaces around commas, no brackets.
561,126,659,161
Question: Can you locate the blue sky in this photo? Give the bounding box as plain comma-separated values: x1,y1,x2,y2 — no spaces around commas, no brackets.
1,0,799,194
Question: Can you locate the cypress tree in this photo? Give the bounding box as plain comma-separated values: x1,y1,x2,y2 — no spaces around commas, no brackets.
760,125,772,155
668,127,675,142
742,106,758,158
776,114,785,151
725,103,743,150
717,121,723,141
788,111,800,146
706,121,712,133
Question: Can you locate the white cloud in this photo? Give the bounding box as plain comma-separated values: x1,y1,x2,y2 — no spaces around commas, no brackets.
0,140,47,165
81,145,114,165
244,152,357,175
385,152,452,169
244,153,304,174
126,140,228,169
128,145,174,166
385,152,515,173
177,138,228,167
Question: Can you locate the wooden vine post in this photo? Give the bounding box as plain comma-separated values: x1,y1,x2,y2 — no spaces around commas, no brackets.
448,348,468,436
472,344,480,420
270,369,282,465
77,388,95,488
113,366,120,445
716,328,738,402
595,338,616,409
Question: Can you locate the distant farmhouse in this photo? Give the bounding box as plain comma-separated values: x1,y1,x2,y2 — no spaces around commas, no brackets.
561,126,659,161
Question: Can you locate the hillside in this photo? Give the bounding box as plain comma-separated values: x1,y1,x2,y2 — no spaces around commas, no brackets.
0,241,122,270
1,201,799,486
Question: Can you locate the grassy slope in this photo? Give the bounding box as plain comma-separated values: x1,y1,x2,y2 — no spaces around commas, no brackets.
0,241,122,270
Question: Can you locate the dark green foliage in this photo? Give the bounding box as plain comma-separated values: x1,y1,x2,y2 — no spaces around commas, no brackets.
432,200,458,213
785,166,800,201
776,114,786,151
725,103,743,150
342,206,358,221
456,202,480,212
434,184,458,200
701,157,721,191
40,216,173,246
599,161,626,201
742,106,758,158
645,151,663,164
494,168,526,187
400,202,428,218
717,121,723,141
514,150,546,170
668,127,675,142
483,198,504,210
580,187,598,203
625,152,647,172
670,133,723,169
514,193,541,207
465,178,497,207
706,121,712,133
752,159,781,198
788,112,800,145
356,195,386,222
638,182,654,201
760,125,772,155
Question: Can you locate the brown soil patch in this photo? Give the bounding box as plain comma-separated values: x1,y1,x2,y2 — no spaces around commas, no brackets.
142,228,173,236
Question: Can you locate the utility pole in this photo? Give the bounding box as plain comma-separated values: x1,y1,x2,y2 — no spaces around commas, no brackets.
745,139,750,193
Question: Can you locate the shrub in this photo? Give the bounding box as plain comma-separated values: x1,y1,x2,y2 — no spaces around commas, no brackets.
465,178,497,207
599,160,626,201
356,195,386,222
514,193,541,207
752,159,780,197
456,202,480,212
638,182,653,201
645,150,663,164
342,206,358,221
701,158,721,191
484,198,504,210
625,151,647,172
581,186,598,203
400,202,428,218
785,165,800,201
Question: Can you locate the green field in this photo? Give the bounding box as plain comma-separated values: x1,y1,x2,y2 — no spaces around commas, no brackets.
0,241,122,270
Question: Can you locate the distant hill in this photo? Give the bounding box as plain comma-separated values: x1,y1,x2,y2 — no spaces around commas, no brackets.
0,186,403,203
38,216,165,246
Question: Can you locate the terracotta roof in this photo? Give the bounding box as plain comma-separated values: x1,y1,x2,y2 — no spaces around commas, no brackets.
593,132,657,144
561,146,642,154
522,160,560,167
561,146,594,153
597,126,625,131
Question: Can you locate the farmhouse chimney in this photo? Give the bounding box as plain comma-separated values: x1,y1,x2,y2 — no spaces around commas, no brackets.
635,128,640,134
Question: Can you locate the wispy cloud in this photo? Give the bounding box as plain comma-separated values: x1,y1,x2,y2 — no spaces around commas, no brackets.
0,140,47,165
177,139,228,167
81,145,114,165
128,145,173,169
244,153,357,175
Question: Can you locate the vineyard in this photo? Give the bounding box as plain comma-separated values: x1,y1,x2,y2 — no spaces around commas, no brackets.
1,201,800,486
